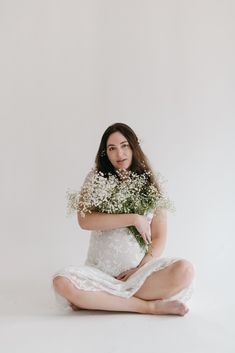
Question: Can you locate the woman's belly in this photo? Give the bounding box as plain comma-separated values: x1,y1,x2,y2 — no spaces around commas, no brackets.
84,228,145,277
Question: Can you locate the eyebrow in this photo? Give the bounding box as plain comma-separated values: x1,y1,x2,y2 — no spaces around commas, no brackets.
107,140,128,148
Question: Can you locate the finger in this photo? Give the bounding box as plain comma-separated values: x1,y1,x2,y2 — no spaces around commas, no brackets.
118,272,126,278
146,231,151,243
116,275,122,280
116,274,125,280
116,272,124,278
140,232,147,243
143,234,148,244
124,273,132,281
146,227,151,242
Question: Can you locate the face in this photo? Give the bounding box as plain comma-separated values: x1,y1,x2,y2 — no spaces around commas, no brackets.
106,131,133,170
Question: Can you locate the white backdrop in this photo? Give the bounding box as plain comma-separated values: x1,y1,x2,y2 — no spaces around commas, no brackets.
0,0,234,313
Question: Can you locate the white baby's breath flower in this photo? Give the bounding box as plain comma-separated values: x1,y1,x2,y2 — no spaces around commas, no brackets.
66,168,175,252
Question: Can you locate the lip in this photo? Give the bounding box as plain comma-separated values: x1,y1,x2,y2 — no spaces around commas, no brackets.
117,159,127,163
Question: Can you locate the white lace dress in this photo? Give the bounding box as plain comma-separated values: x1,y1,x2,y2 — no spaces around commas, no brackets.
52,217,195,310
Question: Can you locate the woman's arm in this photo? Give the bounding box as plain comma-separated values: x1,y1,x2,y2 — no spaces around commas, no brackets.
78,212,136,231
137,209,167,268
77,212,151,244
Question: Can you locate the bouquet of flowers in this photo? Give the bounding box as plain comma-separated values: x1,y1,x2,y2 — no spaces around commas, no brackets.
66,169,175,253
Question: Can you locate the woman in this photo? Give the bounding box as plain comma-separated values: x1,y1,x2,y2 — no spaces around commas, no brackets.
53,123,195,316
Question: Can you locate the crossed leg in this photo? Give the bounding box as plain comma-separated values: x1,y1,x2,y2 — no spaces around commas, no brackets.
53,259,195,316
134,259,195,300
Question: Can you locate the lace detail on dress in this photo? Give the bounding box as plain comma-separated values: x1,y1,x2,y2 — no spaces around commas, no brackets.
52,221,195,310
85,228,146,277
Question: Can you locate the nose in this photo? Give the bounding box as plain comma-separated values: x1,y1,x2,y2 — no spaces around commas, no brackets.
116,147,124,159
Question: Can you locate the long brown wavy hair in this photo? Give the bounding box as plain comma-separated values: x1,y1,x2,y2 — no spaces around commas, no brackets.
95,123,161,192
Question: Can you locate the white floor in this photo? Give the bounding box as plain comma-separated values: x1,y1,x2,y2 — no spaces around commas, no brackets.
0,281,234,353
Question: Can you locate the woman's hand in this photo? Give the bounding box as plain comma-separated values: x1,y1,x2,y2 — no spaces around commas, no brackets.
134,215,152,244
115,267,139,281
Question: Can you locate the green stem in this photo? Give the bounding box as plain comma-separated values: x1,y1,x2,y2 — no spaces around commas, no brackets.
128,226,150,253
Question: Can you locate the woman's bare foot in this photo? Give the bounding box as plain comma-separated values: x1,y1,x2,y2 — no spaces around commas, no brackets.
148,300,189,316
69,302,81,311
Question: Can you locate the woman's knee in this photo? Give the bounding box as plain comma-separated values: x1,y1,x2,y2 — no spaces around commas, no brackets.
171,260,195,288
53,276,72,296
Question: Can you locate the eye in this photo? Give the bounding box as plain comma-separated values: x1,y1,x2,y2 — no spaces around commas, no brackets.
108,147,115,151
122,143,129,148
